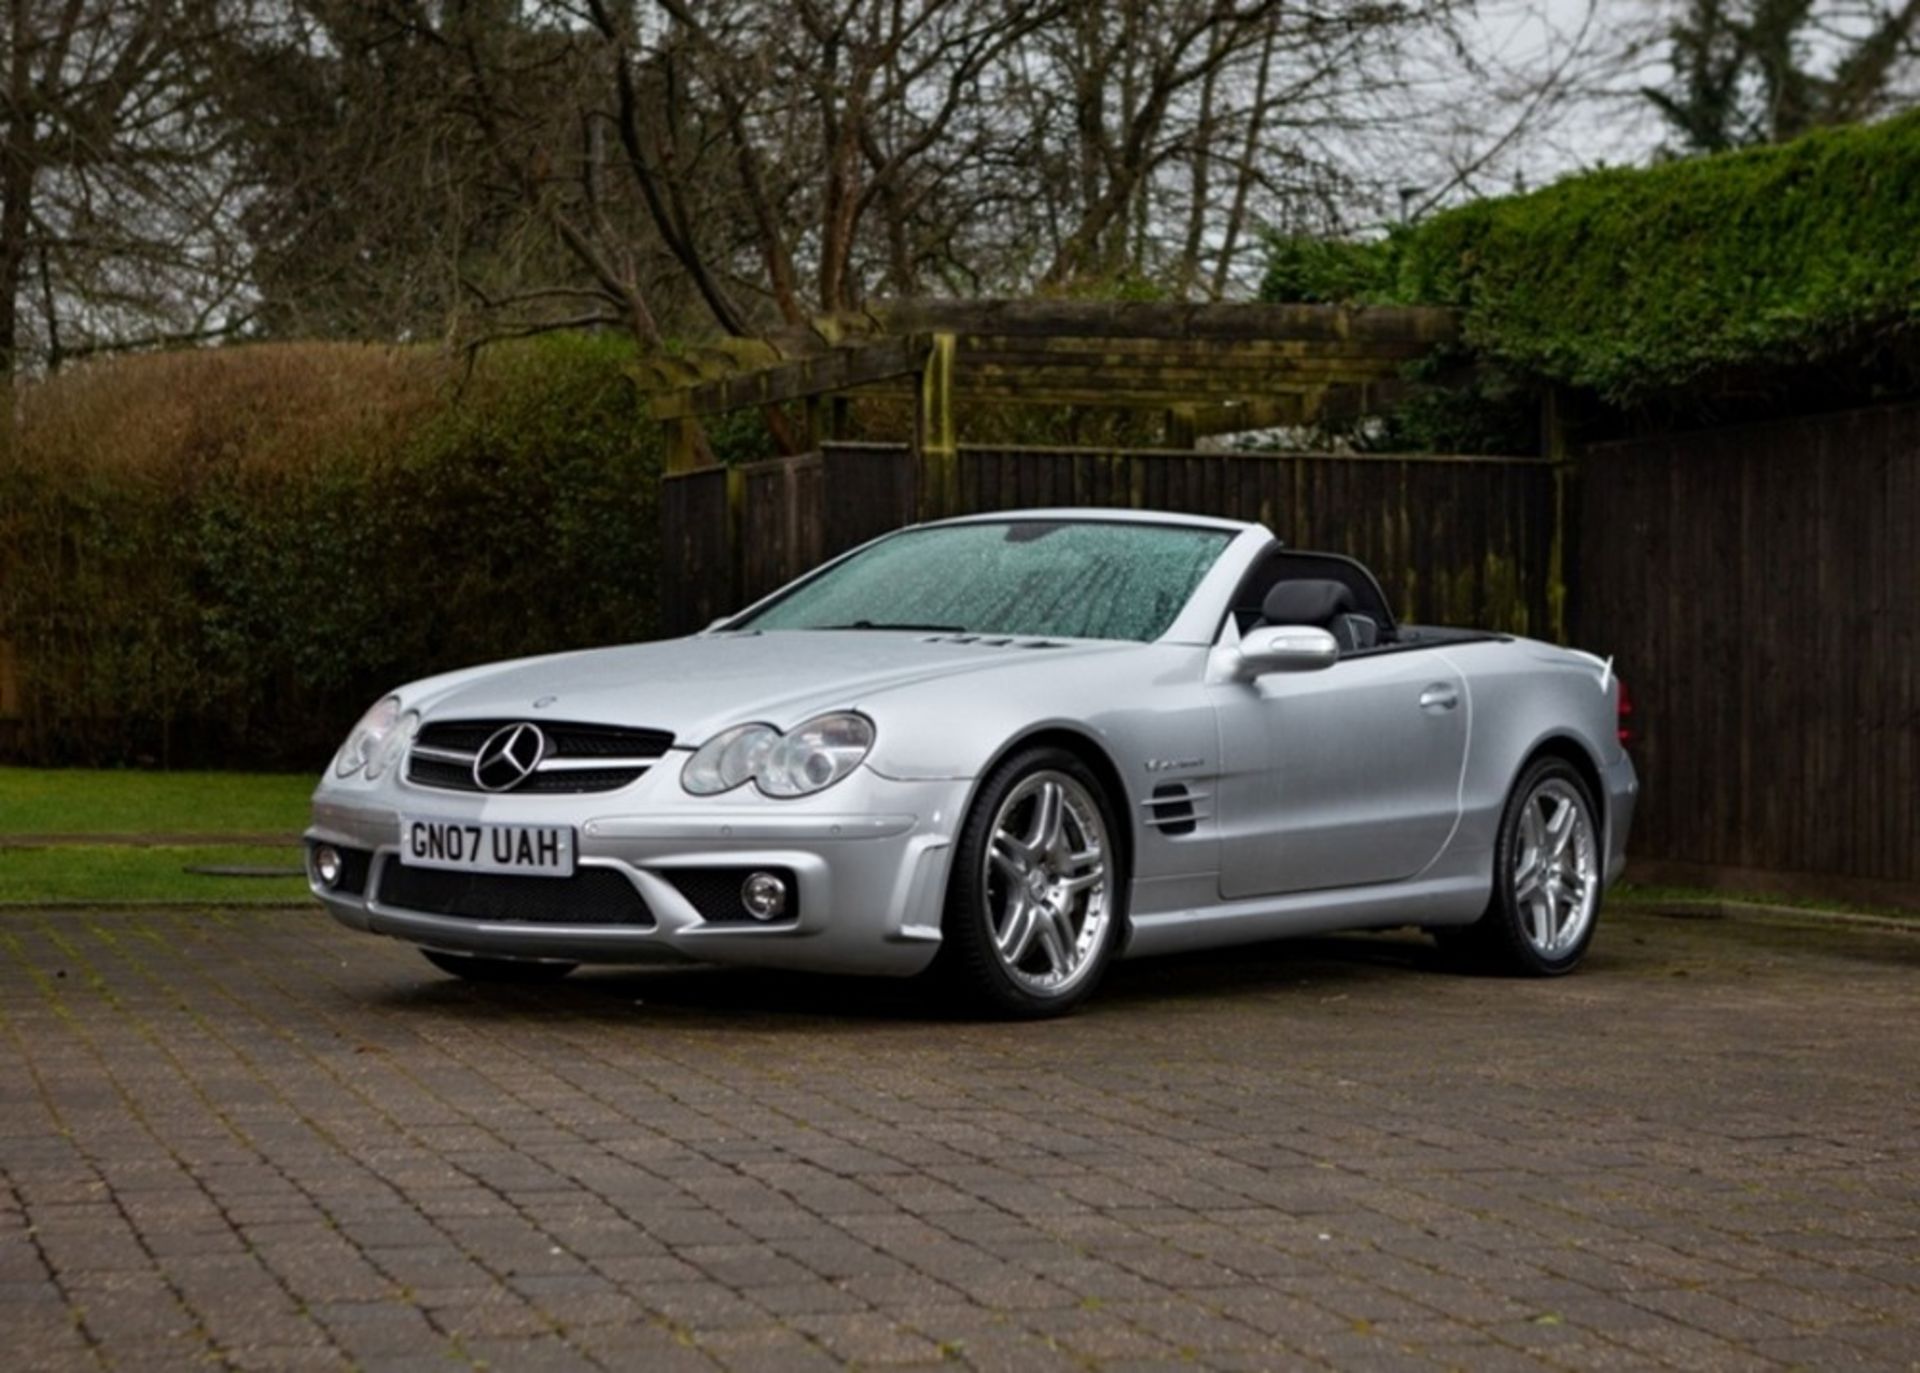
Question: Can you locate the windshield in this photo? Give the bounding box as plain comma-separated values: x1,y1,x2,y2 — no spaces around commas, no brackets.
733,519,1233,642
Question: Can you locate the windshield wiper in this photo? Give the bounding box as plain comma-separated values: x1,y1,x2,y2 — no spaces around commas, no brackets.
820,619,968,632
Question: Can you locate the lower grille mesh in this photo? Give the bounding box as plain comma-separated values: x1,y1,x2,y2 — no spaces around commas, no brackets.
662,867,801,924
376,864,655,927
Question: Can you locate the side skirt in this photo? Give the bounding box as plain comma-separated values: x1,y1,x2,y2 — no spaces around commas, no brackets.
1121,872,1491,960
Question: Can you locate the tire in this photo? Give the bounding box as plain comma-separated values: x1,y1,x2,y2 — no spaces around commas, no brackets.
421,949,578,984
1443,756,1604,976
935,746,1125,1018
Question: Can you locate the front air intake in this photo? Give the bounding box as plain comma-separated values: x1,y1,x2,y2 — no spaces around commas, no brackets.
661,867,802,924
376,864,655,927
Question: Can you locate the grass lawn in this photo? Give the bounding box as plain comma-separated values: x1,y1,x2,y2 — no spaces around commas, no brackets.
0,845,310,904
0,767,313,836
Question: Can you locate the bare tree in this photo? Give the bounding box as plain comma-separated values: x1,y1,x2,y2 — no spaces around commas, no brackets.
212,2,512,343
576,0,1062,320
1031,0,1299,287
421,1,1500,336
1,0,1668,391
0,0,250,383
999,0,1492,293
182,0,1595,371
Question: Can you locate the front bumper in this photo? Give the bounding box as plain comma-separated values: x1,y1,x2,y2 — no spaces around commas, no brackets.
306,760,972,977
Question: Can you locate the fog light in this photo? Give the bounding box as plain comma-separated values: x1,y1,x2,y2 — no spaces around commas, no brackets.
313,845,343,889
740,871,788,921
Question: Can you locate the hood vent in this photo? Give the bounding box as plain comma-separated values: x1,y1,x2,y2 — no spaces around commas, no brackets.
920,634,1065,649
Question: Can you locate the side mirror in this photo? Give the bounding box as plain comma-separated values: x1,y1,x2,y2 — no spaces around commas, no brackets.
1235,625,1339,678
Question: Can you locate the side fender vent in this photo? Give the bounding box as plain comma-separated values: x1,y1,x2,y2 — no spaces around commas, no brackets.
1145,783,1199,837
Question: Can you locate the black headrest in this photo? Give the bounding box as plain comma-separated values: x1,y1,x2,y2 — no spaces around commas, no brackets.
1261,578,1354,627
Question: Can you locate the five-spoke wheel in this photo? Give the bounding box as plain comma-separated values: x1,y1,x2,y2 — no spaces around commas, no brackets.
1441,756,1603,975
1510,775,1599,961
938,747,1121,1016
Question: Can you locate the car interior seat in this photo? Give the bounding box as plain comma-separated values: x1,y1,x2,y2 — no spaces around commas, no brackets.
1259,578,1379,654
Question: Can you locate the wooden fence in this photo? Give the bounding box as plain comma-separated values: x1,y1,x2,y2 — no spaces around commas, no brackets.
661,442,1563,639
1578,402,1920,897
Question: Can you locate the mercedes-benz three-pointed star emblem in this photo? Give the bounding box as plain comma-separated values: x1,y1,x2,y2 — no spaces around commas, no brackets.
472,723,547,792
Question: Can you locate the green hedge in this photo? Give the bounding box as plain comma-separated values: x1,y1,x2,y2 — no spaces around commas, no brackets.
1260,236,1388,307
0,335,677,767
1264,113,1920,400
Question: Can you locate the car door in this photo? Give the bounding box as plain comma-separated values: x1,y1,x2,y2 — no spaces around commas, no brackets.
1211,647,1469,898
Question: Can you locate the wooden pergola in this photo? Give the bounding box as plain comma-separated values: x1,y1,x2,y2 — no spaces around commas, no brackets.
642,299,1464,490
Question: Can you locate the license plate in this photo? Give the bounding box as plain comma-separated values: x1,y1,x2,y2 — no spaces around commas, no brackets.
398,817,575,878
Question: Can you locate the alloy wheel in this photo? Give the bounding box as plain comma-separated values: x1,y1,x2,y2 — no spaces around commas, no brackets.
1511,777,1599,959
981,770,1112,997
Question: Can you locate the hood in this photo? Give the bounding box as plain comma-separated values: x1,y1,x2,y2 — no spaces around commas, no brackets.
405,631,1127,743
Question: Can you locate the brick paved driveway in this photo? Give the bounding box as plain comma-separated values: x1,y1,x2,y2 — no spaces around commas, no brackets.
2,905,1917,1372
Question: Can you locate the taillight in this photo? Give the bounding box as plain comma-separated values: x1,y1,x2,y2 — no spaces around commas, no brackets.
1616,677,1637,748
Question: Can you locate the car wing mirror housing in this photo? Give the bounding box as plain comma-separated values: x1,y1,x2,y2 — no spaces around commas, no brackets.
1235,625,1339,678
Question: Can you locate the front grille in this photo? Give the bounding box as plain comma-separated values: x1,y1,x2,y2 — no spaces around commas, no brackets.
662,867,801,924
407,756,483,791
376,863,655,927
406,756,650,794
406,718,674,795
417,719,674,755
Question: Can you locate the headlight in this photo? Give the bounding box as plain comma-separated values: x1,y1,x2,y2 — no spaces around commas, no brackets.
680,723,777,795
364,709,419,780
682,712,874,798
333,696,402,778
758,713,875,797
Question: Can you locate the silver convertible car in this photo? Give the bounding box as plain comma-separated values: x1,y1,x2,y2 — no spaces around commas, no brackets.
308,509,1637,1016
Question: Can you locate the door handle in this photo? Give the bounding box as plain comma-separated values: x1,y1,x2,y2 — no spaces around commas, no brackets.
1418,684,1459,712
